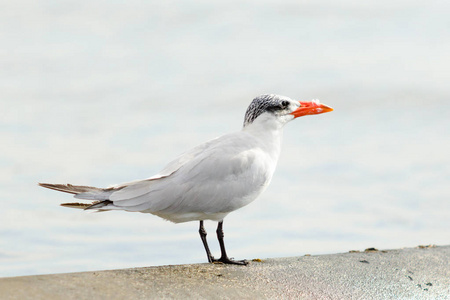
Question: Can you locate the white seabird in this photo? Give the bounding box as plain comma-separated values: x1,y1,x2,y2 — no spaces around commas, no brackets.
39,94,333,265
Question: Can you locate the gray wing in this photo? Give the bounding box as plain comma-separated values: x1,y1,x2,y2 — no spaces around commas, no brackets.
92,131,274,219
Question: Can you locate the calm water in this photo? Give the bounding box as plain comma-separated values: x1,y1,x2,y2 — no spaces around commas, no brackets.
1,0,449,277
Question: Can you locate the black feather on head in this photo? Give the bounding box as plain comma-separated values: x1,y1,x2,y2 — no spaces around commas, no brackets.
243,94,290,127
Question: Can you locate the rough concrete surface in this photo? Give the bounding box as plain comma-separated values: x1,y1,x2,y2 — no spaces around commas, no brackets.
1,245,449,300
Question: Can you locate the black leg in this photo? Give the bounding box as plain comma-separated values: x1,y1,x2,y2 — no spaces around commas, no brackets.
213,221,248,265
199,220,214,263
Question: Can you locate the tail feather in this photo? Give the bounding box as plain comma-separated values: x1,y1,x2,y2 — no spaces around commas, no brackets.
86,200,113,210
38,183,103,195
60,200,113,211
39,182,116,210
60,202,101,209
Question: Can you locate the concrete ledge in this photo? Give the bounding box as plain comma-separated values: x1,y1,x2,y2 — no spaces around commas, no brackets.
1,245,449,299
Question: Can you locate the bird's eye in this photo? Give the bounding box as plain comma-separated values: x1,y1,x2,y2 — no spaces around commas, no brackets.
281,100,289,109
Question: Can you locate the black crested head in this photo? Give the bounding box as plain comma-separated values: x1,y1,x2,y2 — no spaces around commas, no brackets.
243,94,292,127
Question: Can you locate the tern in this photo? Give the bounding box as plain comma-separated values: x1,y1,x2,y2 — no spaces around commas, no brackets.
39,94,333,265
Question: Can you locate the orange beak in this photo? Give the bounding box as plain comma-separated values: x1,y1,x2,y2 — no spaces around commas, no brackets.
290,101,334,118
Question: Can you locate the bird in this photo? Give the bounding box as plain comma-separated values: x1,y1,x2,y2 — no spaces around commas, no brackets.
39,94,333,265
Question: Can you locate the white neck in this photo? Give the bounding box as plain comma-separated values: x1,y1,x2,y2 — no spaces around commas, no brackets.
243,112,289,134
242,113,286,160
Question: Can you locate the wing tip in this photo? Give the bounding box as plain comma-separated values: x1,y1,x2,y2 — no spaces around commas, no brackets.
38,183,78,194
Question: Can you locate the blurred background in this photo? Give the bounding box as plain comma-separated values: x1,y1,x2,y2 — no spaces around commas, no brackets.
1,0,449,277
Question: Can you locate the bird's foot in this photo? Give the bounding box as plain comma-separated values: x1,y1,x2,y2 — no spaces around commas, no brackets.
212,257,249,265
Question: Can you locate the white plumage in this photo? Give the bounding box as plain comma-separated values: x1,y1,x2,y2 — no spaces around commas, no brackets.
39,94,333,264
